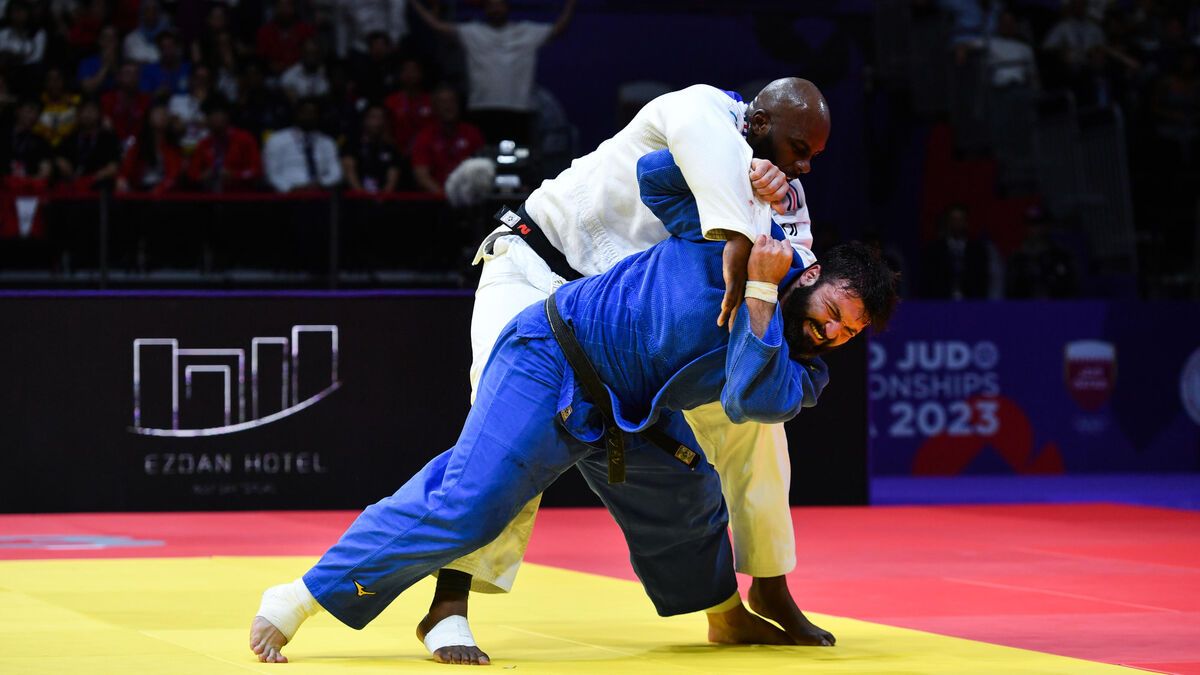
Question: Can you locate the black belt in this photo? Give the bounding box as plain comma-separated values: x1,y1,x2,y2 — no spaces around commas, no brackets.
544,294,700,484
495,206,584,282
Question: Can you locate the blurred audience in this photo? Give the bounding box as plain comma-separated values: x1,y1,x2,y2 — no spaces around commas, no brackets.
77,24,119,95
356,31,400,103
1006,209,1078,298
100,61,149,142
410,86,483,196
256,0,315,77
54,98,119,191
333,0,407,62
279,37,329,101
263,97,341,192
411,0,575,144
122,0,169,64
116,101,181,194
987,9,1039,88
0,1,46,66
138,30,190,97
34,67,79,147
186,97,262,192
233,61,291,141
1,98,52,179
384,56,433,156
341,104,401,194
920,204,993,300
168,64,214,153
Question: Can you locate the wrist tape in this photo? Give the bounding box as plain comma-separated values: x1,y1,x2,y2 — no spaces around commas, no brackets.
744,280,778,304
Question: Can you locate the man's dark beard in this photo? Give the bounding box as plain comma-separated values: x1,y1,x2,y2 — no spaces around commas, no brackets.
782,280,833,359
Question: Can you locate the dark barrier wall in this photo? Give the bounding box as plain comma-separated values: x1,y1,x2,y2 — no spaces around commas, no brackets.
0,292,868,513
870,301,1200,475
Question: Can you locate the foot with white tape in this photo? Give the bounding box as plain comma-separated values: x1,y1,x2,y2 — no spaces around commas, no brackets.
250,579,323,663
416,613,490,665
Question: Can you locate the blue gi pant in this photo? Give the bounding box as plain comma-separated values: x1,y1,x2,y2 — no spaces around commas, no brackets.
302,325,737,630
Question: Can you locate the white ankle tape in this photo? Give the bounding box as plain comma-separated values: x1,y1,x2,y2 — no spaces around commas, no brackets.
256,579,322,641
423,615,477,654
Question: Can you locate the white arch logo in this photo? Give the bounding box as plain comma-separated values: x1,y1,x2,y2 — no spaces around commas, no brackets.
130,325,341,437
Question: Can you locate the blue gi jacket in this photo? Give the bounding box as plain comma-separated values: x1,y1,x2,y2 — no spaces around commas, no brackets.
511,149,829,445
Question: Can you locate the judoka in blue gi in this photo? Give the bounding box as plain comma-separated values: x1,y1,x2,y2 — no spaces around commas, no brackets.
249,148,899,664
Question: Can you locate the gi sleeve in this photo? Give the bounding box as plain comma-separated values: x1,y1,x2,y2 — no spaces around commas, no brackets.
720,302,829,424
635,149,707,243
644,85,773,243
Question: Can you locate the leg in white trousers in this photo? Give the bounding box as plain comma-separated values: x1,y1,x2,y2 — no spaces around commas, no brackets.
440,235,796,593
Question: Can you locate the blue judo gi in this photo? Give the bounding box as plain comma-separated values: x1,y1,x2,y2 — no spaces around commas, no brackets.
302,149,830,629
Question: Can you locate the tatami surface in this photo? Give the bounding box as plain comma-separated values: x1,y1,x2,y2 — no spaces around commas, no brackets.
1,504,1196,673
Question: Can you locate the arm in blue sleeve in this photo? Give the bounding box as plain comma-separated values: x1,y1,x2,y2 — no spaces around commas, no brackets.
720,302,830,424
635,149,708,243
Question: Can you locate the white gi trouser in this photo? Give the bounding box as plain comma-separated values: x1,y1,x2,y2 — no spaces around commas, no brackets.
442,232,795,593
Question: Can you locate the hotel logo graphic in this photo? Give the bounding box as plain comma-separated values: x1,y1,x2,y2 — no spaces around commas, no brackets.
130,325,340,437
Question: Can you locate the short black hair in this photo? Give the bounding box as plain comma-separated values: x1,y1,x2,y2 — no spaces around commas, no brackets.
815,241,900,332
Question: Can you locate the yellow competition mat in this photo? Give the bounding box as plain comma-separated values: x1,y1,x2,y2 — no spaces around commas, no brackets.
0,556,1135,674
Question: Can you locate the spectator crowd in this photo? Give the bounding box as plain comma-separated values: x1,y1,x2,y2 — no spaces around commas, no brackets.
0,0,574,199
908,0,1200,298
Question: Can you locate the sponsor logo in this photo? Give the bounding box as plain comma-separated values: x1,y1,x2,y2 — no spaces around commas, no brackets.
1064,340,1116,412
354,580,377,597
130,325,340,437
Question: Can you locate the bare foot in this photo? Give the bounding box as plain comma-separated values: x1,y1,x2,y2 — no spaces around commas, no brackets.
707,603,795,645
748,576,835,646
416,594,490,665
250,616,289,663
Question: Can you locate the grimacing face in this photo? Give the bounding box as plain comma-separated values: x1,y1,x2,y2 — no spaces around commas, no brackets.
747,107,829,180
781,267,869,359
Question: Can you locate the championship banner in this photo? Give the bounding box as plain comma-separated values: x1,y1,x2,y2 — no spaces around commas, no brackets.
0,291,869,512
869,301,1200,475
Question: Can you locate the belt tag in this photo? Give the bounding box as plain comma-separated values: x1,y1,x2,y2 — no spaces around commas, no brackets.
674,445,698,466
499,210,521,227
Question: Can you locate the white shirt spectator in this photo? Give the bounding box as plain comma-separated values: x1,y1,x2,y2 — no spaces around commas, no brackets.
279,63,330,99
334,0,407,57
123,29,163,64
988,36,1038,87
167,93,208,151
263,127,342,192
0,27,45,64
458,21,554,112
1042,17,1105,63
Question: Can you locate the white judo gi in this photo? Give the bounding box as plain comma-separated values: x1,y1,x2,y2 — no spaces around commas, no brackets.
447,84,816,593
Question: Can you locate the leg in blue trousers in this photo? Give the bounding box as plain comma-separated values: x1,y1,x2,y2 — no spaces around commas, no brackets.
302,328,597,630
575,412,737,617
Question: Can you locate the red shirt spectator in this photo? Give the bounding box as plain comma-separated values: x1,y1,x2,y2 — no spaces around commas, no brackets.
118,102,182,195
118,136,183,195
384,90,433,153
383,58,434,154
187,126,262,191
101,63,151,142
256,0,316,75
411,87,483,195
411,122,483,186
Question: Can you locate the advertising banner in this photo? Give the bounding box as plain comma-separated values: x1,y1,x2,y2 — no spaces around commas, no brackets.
869,301,1200,475
0,292,868,512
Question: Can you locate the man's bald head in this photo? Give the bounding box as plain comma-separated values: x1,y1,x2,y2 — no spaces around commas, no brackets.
746,78,830,180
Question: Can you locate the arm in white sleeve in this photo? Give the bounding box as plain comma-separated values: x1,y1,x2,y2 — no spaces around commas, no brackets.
647,86,771,244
